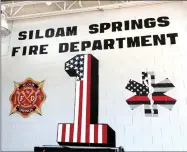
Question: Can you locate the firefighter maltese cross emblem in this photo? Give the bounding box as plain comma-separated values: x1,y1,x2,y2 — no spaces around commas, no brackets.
9,78,46,118
125,72,176,117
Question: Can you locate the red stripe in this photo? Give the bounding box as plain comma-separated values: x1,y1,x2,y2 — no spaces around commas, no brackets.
69,124,74,142
127,96,149,102
102,125,107,143
86,54,91,143
152,95,176,101
127,95,176,102
94,124,98,143
61,124,66,142
77,81,83,143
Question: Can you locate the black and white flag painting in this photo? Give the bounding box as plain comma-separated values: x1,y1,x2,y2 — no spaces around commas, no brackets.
125,71,176,117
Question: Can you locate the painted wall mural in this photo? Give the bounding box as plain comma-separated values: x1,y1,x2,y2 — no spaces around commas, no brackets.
57,54,116,147
9,55,176,148
9,78,46,118
3,4,187,150
125,72,176,117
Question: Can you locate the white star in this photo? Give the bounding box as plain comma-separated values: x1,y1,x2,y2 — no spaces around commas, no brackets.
70,60,74,63
80,73,83,76
80,56,84,59
80,67,83,70
66,62,70,66
74,67,78,69
70,65,73,68
75,61,78,65
65,68,69,70
76,57,79,60
80,61,83,65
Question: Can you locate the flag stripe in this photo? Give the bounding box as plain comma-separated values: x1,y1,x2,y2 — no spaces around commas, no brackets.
69,124,74,142
154,101,176,104
94,124,98,143
81,55,88,143
86,54,91,143
90,124,94,143
127,96,149,102
145,109,158,114
57,124,62,142
98,125,103,143
77,81,83,143
153,96,176,101
127,96,176,102
62,124,66,142
144,104,157,109
74,82,80,124
65,124,70,142
102,125,107,143
153,87,174,92
152,83,174,88
73,81,80,142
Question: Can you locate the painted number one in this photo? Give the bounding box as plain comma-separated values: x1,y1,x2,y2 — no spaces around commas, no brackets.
57,54,115,147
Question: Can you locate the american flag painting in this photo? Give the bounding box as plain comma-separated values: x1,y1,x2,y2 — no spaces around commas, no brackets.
57,54,115,147
125,72,176,117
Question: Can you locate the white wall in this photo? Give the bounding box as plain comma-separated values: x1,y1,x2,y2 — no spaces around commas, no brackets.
1,1,187,151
